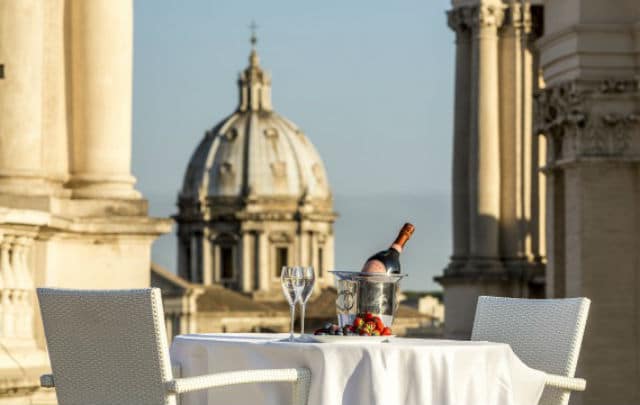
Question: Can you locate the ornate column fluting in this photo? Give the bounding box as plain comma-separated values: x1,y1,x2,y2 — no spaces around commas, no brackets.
468,4,504,267
448,7,472,269
68,0,140,199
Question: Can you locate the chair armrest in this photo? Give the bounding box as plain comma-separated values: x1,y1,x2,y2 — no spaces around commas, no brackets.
545,373,586,392
166,367,311,394
40,374,55,388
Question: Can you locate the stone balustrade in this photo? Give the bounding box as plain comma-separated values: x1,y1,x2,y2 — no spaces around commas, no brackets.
0,232,36,343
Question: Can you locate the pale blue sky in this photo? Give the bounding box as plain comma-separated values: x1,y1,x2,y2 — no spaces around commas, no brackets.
132,0,455,290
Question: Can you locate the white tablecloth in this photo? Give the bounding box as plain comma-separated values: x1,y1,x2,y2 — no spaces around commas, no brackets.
170,333,546,405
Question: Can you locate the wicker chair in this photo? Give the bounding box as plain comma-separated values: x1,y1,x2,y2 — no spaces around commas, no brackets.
471,296,590,405
37,288,311,405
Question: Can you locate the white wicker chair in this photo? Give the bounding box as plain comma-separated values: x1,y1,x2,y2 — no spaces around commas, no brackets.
37,288,311,405
471,296,590,405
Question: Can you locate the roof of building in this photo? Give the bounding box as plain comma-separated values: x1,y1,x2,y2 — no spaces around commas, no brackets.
179,39,332,204
196,286,281,313
151,263,282,314
151,262,194,296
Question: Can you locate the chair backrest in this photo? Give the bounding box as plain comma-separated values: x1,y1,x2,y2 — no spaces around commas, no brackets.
471,296,590,405
37,288,175,405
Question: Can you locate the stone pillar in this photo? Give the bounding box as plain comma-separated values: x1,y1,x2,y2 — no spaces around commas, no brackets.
325,232,335,285
240,231,253,292
448,7,472,269
68,0,140,199
310,231,318,271
298,226,309,266
257,231,269,291
468,4,503,266
42,0,70,192
0,0,49,196
498,2,525,260
202,230,213,285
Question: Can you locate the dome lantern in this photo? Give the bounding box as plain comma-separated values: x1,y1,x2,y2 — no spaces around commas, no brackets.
238,31,272,112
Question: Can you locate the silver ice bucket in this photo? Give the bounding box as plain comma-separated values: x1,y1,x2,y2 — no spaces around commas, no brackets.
331,271,406,328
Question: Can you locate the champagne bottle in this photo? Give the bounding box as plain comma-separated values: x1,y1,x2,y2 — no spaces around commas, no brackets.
361,223,415,274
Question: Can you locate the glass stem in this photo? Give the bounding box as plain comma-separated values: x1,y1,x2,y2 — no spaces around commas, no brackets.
300,303,306,336
289,304,296,342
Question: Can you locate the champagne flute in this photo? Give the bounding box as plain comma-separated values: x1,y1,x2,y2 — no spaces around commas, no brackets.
298,267,315,336
281,266,302,342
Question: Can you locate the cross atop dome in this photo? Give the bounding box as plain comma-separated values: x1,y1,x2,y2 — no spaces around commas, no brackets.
249,21,258,48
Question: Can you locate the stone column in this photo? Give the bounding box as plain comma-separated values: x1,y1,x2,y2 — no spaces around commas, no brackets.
448,7,472,268
201,230,212,285
241,231,253,292
68,0,140,199
468,4,504,266
310,231,318,271
42,0,70,192
325,233,335,285
498,2,525,260
298,225,309,266
257,231,269,291
0,0,49,195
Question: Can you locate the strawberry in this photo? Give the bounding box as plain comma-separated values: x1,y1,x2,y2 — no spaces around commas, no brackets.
364,312,374,322
363,321,377,334
373,316,385,332
381,327,392,336
353,317,364,329
371,329,381,336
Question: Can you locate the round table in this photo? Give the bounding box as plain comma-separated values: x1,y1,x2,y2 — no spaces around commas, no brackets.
170,333,546,405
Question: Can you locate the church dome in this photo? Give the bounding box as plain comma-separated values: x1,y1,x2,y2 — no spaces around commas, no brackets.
180,42,331,203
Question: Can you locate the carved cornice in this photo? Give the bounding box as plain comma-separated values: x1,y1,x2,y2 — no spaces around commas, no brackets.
535,79,640,161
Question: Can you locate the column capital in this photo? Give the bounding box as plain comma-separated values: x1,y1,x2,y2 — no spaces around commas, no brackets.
470,4,505,31
447,7,472,33
535,79,640,162
502,2,532,32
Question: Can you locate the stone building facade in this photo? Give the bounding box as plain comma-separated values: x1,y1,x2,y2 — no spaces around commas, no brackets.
175,40,337,301
0,1,171,403
438,0,640,403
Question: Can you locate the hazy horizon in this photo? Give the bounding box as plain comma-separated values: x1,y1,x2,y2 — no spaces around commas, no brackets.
132,0,454,290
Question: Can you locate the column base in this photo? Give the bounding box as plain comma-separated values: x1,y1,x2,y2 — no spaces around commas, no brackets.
67,173,141,199
0,173,64,197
